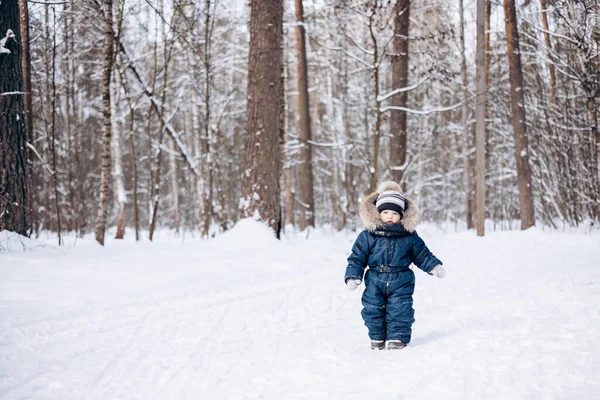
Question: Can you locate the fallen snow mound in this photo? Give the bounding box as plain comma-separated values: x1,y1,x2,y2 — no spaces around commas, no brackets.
212,218,280,250
0,230,48,253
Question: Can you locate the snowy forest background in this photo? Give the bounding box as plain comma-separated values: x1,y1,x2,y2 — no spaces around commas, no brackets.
1,0,599,244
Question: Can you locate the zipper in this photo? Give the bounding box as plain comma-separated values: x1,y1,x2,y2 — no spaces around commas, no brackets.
386,237,392,295
387,237,391,266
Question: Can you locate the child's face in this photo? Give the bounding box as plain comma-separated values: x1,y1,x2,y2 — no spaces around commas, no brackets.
380,209,401,224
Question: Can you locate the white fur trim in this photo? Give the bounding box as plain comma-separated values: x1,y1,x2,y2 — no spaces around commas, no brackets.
359,181,420,233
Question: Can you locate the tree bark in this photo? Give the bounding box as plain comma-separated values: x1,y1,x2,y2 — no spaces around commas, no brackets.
475,0,487,236
282,43,294,229
504,0,535,229
49,7,61,245
459,0,474,229
368,9,382,194
0,0,29,236
484,0,491,87
241,0,283,237
128,122,139,242
95,0,114,245
588,96,599,204
19,0,34,233
112,77,126,239
294,0,315,230
539,0,557,108
389,0,410,187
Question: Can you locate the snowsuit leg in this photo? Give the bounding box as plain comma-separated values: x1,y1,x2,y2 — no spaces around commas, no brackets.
361,269,387,341
385,270,415,344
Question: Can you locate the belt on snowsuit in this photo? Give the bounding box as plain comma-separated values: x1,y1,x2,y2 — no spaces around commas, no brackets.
370,265,411,273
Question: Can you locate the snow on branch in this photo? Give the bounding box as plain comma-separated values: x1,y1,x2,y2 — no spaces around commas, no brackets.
26,143,55,175
27,0,70,4
377,77,429,102
0,29,16,54
380,100,465,115
117,38,199,176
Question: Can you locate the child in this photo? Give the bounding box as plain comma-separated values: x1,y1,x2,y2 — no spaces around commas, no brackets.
345,181,445,350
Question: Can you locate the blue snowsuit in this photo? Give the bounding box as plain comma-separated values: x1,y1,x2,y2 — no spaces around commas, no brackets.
345,223,442,344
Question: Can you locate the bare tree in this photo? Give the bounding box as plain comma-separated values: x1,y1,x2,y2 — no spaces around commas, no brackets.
504,0,536,229
241,0,283,237
19,0,34,232
95,0,114,245
389,0,410,188
539,0,557,107
476,0,487,236
0,0,29,236
293,0,315,230
459,0,474,229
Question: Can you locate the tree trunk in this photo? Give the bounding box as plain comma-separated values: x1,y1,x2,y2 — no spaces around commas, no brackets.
112,77,126,239
19,0,34,233
204,1,214,237
539,0,557,108
368,10,382,194
169,140,180,235
128,127,140,242
241,0,283,237
149,6,172,242
282,43,295,229
342,41,356,223
587,96,599,207
504,0,535,230
0,0,29,236
458,0,474,229
459,0,474,230
389,0,410,187
95,0,114,246
475,0,487,236
48,7,61,245
294,0,315,230
484,0,491,87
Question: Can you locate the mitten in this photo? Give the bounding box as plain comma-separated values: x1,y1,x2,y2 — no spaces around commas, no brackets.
346,279,362,291
431,265,445,279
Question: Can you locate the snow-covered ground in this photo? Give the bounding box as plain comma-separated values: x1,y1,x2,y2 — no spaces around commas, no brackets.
1,221,599,400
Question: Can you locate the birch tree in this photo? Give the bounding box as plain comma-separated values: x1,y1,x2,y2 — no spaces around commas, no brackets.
95,0,114,245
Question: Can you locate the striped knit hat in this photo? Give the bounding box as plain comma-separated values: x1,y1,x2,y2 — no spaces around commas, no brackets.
375,190,406,216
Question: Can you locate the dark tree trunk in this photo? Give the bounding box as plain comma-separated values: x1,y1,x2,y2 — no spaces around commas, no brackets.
504,0,536,229
0,0,29,236
389,0,410,188
18,0,34,233
241,0,283,237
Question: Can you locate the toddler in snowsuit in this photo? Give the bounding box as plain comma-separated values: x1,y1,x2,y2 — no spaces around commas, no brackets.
345,181,445,350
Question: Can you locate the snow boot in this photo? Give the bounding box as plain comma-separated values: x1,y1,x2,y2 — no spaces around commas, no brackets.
371,340,385,350
387,340,406,350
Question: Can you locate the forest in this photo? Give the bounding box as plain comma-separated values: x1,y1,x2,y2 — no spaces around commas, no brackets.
1,0,599,245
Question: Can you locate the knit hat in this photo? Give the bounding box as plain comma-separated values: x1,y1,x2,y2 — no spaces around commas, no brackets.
375,190,406,216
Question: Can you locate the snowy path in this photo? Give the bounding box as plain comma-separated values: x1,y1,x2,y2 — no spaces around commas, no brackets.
1,223,600,399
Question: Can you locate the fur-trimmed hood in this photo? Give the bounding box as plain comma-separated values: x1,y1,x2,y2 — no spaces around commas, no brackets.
359,181,420,233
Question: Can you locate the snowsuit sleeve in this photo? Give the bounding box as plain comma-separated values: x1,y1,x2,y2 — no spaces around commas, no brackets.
411,231,442,274
344,230,371,283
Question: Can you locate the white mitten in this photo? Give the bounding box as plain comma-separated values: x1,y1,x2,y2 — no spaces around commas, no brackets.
431,265,445,279
346,279,362,291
